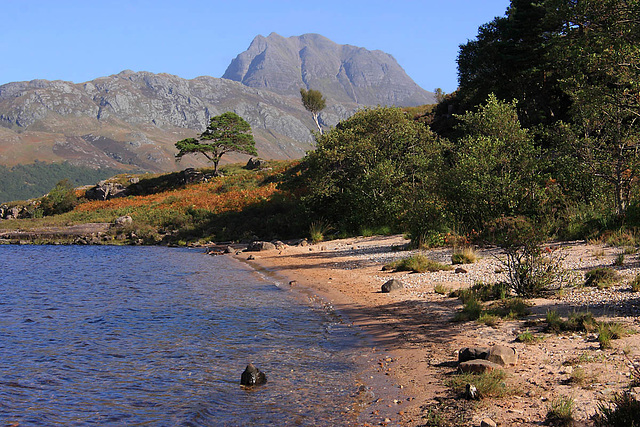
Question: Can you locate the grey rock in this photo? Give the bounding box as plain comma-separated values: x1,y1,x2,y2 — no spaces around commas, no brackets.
224,33,435,106
85,181,129,200
466,383,478,400
245,158,268,170
182,168,205,184
486,345,518,367
381,279,404,293
455,267,467,274
114,215,133,227
481,417,497,427
246,241,277,251
458,347,489,363
458,359,502,374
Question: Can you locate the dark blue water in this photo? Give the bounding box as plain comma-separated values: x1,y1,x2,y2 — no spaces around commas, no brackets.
0,245,369,426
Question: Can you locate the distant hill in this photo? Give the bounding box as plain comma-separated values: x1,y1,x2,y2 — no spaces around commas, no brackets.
224,33,435,107
0,34,434,180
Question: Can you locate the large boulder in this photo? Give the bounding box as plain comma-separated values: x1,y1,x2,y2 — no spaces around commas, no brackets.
458,347,489,363
240,363,267,386
182,168,206,184
486,345,518,367
458,359,502,374
85,181,129,201
246,241,277,251
381,279,404,293
245,158,268,170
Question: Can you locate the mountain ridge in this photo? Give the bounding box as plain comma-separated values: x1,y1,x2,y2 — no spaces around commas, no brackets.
0,33,434,174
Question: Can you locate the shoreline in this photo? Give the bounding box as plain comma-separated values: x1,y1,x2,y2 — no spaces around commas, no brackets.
230,234,640,426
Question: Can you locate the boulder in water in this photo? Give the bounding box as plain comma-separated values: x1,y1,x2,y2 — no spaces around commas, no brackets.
240,363,267,386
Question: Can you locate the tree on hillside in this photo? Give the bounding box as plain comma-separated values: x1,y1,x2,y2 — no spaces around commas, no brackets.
300,88,326,134
175,112,257,176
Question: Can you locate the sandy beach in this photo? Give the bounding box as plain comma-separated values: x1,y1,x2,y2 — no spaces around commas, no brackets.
233,235,640,426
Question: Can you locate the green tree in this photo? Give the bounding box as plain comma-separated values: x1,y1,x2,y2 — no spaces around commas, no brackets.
549,0,640,216
175,112,257,175
291,106,446,233
445,95,544,229
39,179,78,216
300,88,326,134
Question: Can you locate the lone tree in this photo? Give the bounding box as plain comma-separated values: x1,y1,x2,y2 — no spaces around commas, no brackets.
175,112,257,175
300,88,326,134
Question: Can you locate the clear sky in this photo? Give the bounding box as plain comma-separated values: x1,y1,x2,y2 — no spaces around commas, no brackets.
1,0,511,93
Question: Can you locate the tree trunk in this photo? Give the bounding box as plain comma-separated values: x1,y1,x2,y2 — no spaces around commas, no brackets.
312,113,322,134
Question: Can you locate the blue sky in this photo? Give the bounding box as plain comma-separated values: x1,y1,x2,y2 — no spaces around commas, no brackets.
1,0,510,93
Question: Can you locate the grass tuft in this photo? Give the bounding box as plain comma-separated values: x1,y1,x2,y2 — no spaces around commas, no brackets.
546,395,575,426
448,369,509,399
384,255,453,273
585,267,620,289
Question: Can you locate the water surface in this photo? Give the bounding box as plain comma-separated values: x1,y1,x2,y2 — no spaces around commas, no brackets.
0,245,368,425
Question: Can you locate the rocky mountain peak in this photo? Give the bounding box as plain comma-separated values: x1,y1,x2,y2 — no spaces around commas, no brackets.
223,33,434,106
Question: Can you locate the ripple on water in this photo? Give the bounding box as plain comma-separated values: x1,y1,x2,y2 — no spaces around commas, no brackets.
0,245,367,426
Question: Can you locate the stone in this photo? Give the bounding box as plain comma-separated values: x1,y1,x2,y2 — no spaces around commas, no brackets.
246,241,276,251
245,158,268,170
458,347,489,363
182,168,205,184
85,181,129,201
247,255,255,260
486,345,518,367
223,246,234,254
481,417,497,427
240,363,267,386
458,359,502,374
466,383,478,400
114,215,133,227
455,267,467,274
272,240,286,250
381,279,404,293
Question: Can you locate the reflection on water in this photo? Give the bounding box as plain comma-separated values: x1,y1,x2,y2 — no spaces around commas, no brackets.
0,245,366,425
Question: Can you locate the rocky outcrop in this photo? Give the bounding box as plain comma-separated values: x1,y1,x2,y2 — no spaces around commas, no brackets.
85,181,129,200
458,345,518,367
224,33,435,106
246,241,277,252
0,34,434,173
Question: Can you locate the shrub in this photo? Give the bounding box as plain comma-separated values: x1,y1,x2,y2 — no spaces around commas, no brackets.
568,367,587,385
546,396,575,426
309,220,333,243
546,310,565,333
448,369,509,399
434,283,450,295
516,330,541,344
453,282,509,302
630,274,640,292
39,179,78,216
585,267,620,289
454,295,483,321
595,392,640,426
451,247,478,264
566,311,598,332
488,216,567,297
614,253,625,266
488,297,530,319
477,313,501,326
384,255,453,273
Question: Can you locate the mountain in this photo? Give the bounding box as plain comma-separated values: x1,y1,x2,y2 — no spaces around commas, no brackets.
0,34,434,175
224,33,435,106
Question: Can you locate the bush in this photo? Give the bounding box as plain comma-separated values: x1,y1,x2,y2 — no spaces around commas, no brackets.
516,330,542,344
546,396,575,426
384,255,452,273
546,310,597,333
39,179,78,216
585,267,620,289
595,392,640,426
454,295,483,321
631,274,640,292
448,369,509,399
451,247,478,264
487,216,567,297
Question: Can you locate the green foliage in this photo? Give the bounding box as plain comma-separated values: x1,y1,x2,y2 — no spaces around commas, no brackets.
384,255,452,273
290,106,447,234
595,392,640,427
516,330,542,344
448,369,509,399
585,267,620,289
0,161,125,204
451,247,477,264
300,88,326,133
175,112,257,175
546,310,598,334
39,179,78,216
546,396,575,426
309,220,333,243
488,216,567,297
630,274,640,292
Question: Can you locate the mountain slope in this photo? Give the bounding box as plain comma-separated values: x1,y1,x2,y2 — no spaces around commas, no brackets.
0,34,434,174
223,33,435,106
